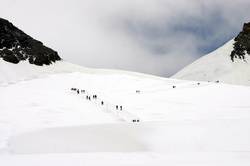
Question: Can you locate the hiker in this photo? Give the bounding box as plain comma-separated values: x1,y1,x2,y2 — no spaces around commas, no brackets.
77,89,80,94
116,105,119,110
120,106,123,111
101,101,104,105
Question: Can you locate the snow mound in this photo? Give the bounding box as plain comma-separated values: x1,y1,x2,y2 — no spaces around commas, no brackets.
0,58,165,86
9,124,148,153
0,60,75,85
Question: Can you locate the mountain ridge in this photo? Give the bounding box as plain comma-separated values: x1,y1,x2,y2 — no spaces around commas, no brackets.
0,18,61,66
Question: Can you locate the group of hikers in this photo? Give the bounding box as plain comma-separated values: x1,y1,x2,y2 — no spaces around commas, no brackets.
71,88,105,105
70,87,140,122
86,94,97,101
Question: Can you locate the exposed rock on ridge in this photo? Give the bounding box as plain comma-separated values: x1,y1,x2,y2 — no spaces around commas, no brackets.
230,22,250,61
0,18,61,65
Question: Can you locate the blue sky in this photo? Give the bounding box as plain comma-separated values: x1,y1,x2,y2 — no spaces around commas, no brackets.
0,0,250,76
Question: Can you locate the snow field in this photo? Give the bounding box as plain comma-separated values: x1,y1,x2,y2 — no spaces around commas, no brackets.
0,60,250,165
0,71,249,153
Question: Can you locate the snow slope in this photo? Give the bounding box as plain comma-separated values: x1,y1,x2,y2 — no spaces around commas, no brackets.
0,59,165,85
0,61,250,165
172,40,250,86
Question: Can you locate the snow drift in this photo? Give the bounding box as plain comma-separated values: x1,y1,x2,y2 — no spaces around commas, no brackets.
9,120,250,154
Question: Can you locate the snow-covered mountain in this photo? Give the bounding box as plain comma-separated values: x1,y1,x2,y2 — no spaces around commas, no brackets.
0,18,65,85
1,19,250,166
172,22,250,86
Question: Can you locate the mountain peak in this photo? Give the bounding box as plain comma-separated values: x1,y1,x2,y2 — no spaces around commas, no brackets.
0,18,61,66
230,22,250,61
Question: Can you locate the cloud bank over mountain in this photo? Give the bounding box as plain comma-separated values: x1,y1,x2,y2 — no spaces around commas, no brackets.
1,0,250,76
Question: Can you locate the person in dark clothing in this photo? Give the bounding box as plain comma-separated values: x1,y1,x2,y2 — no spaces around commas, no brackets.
120,106,123,111
77,89,80,94
101,101,104,105
116,105,119,110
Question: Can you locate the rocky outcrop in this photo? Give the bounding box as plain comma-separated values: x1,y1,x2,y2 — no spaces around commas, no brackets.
0,18,61,65
230,22,250,61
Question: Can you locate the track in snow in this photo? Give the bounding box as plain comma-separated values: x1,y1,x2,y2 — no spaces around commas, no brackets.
70,89,140,123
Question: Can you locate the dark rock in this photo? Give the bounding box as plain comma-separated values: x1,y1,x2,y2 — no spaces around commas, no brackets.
230,22,250,61
1,48,19,63
0,18,61,65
